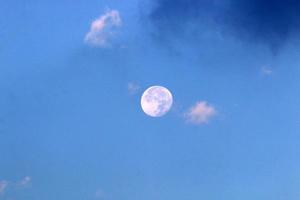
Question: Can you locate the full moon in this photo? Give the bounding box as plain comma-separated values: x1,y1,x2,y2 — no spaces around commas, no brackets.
141,86,173,117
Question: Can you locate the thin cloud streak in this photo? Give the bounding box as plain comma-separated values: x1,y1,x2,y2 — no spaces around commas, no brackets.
17,176,31,187
0,176,32,197
85,9,122,47
0,181,8,195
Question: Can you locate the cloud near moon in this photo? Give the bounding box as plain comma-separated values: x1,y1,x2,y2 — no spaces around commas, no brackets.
141,86,173,117
185,101,216,124
140,86,216,125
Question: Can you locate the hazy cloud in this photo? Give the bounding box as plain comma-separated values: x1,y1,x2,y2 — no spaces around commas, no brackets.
127,82,140,95
261,66,273,75
0,176,31,197
17,176,31,187
185,101,216,124
0,181,8,195
85,9,122,47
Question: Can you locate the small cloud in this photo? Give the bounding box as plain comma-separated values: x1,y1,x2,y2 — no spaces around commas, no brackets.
185,101,216,124
261,66,273,75
0,176,31,198
0,180,8,195
127,82,140,95
85,9,122,47
17,176,31,187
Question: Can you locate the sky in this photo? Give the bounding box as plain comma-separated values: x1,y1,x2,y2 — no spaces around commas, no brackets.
0,0,300,199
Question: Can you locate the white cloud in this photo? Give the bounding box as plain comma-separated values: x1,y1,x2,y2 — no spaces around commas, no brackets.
185,101,216,124
0,180,8,195
85,9,122,47
17,176,31,187
127,82,140,94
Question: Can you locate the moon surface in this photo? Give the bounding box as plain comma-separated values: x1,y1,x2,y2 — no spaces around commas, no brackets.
141,86,173,117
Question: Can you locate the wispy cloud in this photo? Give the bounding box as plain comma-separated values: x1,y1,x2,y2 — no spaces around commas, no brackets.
0,181,8,195
127,82,140,95
0,176,32,196
261,66,273,75
185,101,216,124
85,9,122,47
17,176,31,187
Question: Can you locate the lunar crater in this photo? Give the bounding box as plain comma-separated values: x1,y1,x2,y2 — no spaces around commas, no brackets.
141,86,173,117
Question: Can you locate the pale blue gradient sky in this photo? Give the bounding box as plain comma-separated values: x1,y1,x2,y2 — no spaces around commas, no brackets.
0,0,300,199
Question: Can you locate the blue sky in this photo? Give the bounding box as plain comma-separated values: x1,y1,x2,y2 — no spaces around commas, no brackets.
0,0,300,199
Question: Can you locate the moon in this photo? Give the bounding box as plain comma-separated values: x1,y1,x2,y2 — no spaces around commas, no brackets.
141,86,173,117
